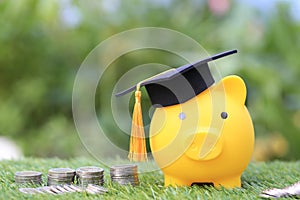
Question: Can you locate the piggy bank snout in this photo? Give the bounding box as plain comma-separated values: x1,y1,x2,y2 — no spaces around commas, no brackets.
184,132,222,161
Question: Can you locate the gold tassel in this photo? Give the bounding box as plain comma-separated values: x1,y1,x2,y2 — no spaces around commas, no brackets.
128,85,147,162
127,70,175,162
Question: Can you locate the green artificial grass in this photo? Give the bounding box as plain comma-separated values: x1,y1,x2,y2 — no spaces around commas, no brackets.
1,157,300,199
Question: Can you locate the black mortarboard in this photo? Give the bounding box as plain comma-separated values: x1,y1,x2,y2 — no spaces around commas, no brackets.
117,49,237,162
116,49,237,107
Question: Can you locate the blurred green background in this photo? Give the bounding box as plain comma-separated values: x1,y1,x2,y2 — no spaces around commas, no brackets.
0,0,299,161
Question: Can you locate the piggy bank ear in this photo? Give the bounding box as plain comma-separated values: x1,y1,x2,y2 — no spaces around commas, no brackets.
217,75,247,104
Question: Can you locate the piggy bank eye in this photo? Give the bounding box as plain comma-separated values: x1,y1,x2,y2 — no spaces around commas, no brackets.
221,112,228,119
178,112,186,120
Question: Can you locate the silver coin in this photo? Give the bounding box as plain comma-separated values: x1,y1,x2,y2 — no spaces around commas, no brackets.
76,176,104,180
48,175,74,179
110,171,137,175
76,166,104,176
48,186,65,194
63,185,78,192
34,188,46,194
19,188,42,194
85,184,108,195
47,179,74,183
48,168,75,176
48,180,74,185
260,188,289,198
68,184,83,192
47,181,74,186
15,178,42,182
87,184,108,193
111,174,138,177
110,167,138,172
110,171,137,176
15,171,42,177
77,174,104,178
284,181,300,196
111,177,138,181
78,179,104,183
39,186,57,195
86,187,97,194
48,175,74,181
260,181,300,198
55,185,70,193
110,164,137,170
15,180,43,186
15,178,42,181
15,176,42,179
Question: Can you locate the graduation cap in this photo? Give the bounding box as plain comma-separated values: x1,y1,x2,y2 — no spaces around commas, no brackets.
116,49,237,162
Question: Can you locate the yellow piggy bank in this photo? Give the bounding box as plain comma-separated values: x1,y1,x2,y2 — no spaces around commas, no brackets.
150,75,254,188
117,50,254,188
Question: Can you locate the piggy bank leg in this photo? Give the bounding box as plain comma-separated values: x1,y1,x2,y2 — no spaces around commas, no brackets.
164,175,191,187
214,176,241,188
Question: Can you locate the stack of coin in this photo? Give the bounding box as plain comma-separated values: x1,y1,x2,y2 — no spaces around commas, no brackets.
14,171,42,186
76,166,104,187
110,164,139,186
47,168,75,186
